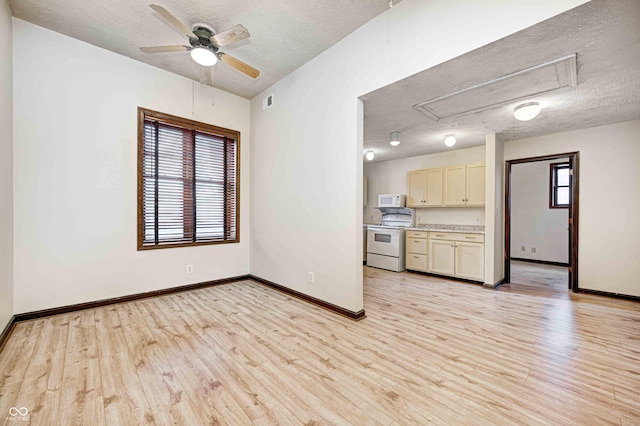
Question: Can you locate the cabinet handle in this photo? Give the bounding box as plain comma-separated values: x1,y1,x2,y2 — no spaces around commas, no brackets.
413,256,419,259
415,240,420,243
465,236,476,239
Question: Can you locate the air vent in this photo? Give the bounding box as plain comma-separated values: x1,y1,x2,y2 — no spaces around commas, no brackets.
413,54,577,121
262,93,274,110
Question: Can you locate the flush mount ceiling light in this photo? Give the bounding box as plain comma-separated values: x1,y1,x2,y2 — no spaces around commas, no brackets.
444,135,456,147
389,131,401,147
190,47,218,66
365,150,375,161
514,102,541,121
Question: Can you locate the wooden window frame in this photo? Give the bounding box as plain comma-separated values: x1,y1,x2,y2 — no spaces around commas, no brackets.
549,162,570,209
137,107,240,250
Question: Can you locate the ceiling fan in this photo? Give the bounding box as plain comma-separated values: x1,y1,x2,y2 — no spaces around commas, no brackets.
139,4,260,85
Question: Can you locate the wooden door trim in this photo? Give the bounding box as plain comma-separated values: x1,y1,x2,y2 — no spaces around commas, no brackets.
504,151,579,292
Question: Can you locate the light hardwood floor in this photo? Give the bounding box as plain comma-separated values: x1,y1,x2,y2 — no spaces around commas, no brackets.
503,260,570,297
1,266,639,425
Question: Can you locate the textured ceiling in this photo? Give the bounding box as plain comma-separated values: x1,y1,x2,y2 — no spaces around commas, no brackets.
361,0,640,163
9,0,395,99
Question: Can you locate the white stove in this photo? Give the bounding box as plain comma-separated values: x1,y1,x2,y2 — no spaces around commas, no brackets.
366,208,414,272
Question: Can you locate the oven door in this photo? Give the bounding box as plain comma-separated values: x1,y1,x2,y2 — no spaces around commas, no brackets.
367,228,400,257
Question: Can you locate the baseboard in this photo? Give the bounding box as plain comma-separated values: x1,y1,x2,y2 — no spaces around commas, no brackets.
406,269,484,285
578,288,640,302
0,316,17,354
249,275,366,321
484,278,505,290
511,257,569,267
13,275,251,322
6,272,364,342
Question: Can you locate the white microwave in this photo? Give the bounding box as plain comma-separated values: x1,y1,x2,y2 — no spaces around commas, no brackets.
378,194,406,208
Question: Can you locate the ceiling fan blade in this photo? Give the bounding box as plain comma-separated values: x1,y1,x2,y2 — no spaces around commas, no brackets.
199,66,213,86
139,45,189,54
219,52,260,79
211,24,250,48
149,4,196,39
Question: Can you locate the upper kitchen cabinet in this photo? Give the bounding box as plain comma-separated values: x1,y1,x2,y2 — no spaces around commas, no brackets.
407,168,443,207
444,163,485,207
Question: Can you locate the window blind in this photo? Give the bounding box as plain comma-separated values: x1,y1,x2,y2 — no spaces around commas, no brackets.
138,108,238,249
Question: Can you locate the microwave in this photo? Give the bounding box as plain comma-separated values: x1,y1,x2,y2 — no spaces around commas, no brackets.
378,194,406,208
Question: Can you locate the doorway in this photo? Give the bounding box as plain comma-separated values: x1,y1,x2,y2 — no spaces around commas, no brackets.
504,152,579,292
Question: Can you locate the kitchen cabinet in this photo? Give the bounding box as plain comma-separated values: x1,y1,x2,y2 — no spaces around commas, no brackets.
455,241,485,281
428,239,455,275
405,230,428,272
443,163,485,206
407,168,443,207
428,232,484,282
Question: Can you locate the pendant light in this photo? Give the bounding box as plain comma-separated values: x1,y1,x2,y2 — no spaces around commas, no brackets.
389,131,401,147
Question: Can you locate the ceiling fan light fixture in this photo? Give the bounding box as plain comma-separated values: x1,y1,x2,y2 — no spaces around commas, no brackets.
444,135,456,147
365,150,375,161
190,47,218,66
514,102,541,121
389,131,401,147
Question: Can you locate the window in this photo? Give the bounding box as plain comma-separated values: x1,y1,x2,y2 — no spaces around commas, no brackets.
138,108,239,249
549,162,570,209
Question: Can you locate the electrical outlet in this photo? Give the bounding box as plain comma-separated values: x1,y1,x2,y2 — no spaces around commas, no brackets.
531,247,537,253
520,246,526,252
476,217,481,223
308,272,314,284
186,264,193,274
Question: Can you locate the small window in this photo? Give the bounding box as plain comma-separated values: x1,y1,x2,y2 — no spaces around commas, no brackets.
138,108,239,250
550,162,570,209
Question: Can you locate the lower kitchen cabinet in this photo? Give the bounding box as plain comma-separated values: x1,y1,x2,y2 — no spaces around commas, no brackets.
406,231,429,272
428,240,455,275
454,241,484,281
428,232,484,282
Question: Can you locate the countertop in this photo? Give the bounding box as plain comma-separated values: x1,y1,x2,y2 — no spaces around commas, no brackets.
405,224,485,234
364,223,485,234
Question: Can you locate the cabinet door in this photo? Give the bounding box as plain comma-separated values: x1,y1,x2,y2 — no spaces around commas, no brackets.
428,240,455,276
466,163,485,206
424,168,443,206
444,166,466,206
455,242,484,281
406,170,425,207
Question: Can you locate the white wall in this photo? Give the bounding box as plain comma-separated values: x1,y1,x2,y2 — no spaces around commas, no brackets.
511,160,568,263
0,0,13,328
505,119,640,297
363,146,486,226
250,0,589,312
484,133,505,286
12,20,251,313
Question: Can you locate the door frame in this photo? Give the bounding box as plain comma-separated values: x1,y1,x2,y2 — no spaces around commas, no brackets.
504,151,580,291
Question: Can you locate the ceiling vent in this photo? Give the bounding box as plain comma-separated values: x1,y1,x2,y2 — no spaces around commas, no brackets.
413,54,577,121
